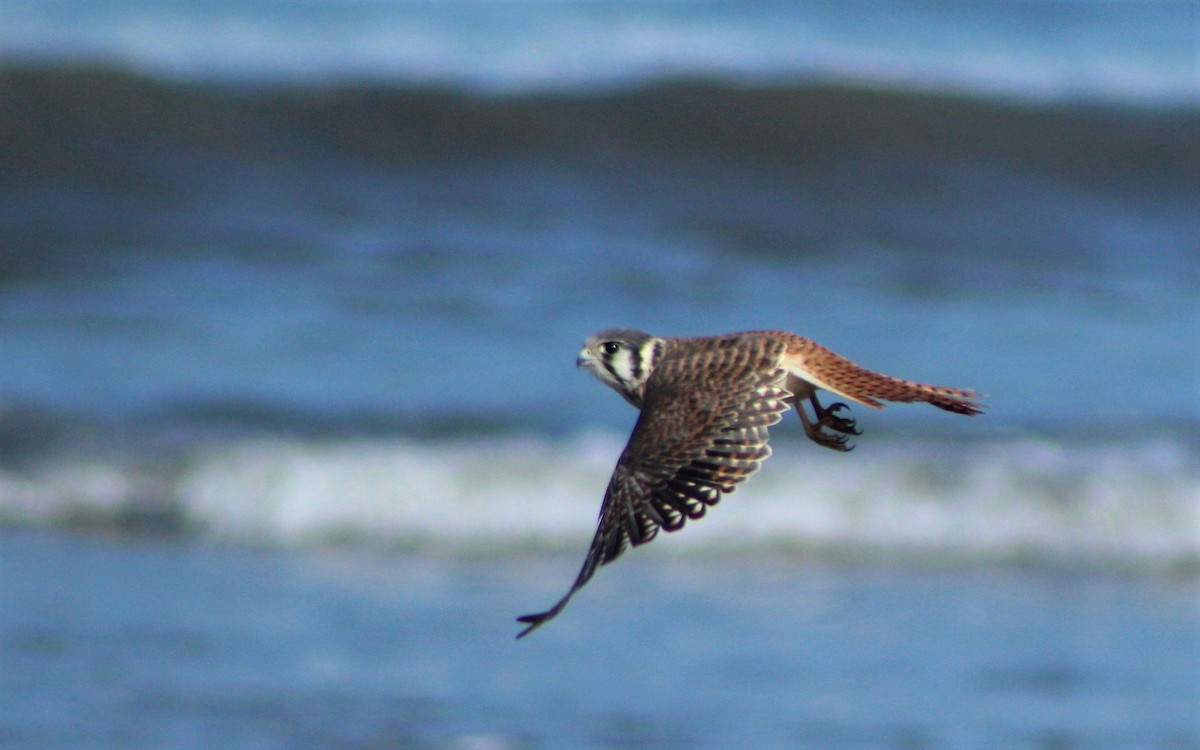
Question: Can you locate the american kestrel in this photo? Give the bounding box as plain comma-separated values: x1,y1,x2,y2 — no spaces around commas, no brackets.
516,329,983,638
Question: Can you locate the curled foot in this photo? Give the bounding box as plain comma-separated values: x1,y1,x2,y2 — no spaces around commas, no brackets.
818,402,862,436
802,401,861,452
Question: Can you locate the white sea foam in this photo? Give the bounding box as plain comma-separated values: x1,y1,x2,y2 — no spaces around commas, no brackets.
1,432,1196,572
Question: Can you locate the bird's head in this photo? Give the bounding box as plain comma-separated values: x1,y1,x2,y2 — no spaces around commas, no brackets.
577,328,663,408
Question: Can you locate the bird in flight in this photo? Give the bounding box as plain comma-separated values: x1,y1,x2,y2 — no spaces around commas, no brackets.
516,329,983,638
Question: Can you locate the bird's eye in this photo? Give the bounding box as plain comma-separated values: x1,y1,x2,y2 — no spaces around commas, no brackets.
601,341,621,355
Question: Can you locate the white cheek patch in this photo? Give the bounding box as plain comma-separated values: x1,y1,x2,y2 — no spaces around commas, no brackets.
638,338,663,379
610,348,639,383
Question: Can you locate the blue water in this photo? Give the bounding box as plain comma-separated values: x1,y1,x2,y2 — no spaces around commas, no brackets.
0,2,1197,747
0,2,1197,433
3,530,1198,749
1,0,1196,101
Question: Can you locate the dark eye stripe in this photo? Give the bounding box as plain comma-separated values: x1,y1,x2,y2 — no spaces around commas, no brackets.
599,343,642,385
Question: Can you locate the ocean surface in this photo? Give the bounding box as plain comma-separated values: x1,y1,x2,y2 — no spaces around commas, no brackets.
1,1,1198,748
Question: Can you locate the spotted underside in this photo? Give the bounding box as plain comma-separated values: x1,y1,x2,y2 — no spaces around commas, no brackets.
515,333,791,638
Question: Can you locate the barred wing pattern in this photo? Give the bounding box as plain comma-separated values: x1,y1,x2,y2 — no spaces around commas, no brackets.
516,336,791,638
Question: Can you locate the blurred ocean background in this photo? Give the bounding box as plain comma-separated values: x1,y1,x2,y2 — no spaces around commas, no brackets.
0,1,1197,748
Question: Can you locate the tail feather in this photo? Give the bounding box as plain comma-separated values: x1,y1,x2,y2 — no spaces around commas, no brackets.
923,389,985,415
781,334,984,415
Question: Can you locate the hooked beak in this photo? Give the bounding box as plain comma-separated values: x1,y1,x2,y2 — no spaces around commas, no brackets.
576,349,593,368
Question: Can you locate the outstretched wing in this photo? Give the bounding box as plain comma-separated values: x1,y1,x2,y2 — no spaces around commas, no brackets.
516,346,791,638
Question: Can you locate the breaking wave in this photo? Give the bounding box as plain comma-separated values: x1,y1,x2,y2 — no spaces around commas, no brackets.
1,430,1195,574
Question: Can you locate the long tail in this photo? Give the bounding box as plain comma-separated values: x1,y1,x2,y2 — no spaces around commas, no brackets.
781,335,984,415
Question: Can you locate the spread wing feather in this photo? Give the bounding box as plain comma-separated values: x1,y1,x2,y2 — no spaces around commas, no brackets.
516,355,791,638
